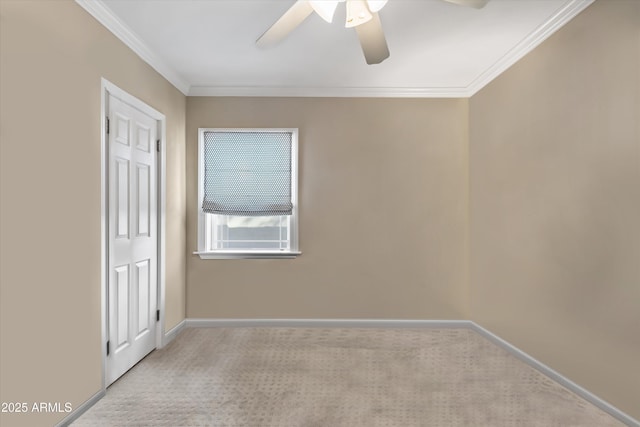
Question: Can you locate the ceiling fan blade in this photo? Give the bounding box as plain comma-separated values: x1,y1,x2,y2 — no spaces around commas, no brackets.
441,0,489,9
354,12,389,65
256,0,314,48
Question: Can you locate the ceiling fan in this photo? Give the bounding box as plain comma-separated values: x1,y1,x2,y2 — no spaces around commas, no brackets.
256,0,489,65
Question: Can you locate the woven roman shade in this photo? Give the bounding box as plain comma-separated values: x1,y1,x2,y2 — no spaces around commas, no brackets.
202,131,293,216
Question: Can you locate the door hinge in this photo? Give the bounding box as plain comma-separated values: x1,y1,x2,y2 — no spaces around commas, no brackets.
156,310,160,322
106,116,110,135
156,139,160,152
106,341,110,356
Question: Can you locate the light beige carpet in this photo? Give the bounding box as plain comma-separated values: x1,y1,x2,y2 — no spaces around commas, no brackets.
73,327,625,427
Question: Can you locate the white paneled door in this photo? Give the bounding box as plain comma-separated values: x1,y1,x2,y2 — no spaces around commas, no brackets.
107,94,158,386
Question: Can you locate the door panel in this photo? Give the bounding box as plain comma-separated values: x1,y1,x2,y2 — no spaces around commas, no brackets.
136,164,150,237
135,259,150,336
107,94,158,385
136,125,151,153
114,265,129,351
115,158,129,238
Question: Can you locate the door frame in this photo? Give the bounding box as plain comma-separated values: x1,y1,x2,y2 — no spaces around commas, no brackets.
100,78,167,390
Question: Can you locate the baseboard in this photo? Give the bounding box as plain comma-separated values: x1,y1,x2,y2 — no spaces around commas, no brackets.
185,318,472,329
55,389,105,427
470,322,639,427
163,318,186,347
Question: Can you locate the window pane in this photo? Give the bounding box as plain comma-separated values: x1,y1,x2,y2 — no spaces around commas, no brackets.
208,214,290,251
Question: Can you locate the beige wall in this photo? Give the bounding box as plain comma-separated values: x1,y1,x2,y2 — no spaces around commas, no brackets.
0,1,186,426
469,0,640,420
2,0,637,424
186,97,469,320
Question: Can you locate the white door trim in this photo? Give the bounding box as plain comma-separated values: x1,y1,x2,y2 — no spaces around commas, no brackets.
100,78,167,391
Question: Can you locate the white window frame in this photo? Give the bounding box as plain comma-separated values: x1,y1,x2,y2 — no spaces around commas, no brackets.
195,128,300,259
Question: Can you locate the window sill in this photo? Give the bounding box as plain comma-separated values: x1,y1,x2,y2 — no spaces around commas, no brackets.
193,251,302,260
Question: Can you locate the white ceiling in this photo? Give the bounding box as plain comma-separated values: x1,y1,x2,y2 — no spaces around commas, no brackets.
77,0,594,97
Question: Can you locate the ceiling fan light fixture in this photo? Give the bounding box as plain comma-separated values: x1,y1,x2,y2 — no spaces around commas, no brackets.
441,0,489,9
366,0,388,13
309,0,340,23
257,0,490,66
345,0,373,28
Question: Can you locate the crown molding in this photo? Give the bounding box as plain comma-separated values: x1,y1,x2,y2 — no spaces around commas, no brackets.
75,0,190,95
76,0,593,99
466,0,595,96
187,85,472,98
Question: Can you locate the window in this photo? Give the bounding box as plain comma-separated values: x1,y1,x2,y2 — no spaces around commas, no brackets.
196,128,299,259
